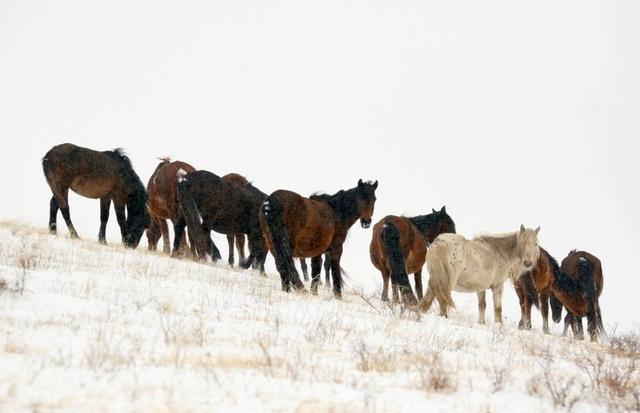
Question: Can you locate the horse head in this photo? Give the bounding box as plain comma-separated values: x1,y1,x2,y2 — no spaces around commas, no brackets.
432,205,456,236
356,179,378,228
124,189,150,248
517,225,541,272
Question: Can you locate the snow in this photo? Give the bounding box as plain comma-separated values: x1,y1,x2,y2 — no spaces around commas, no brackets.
0,220,637,412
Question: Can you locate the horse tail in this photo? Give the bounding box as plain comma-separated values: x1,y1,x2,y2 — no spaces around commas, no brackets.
521,272,540,309
261,196,304,292
176,171,210,260
578,257,605,337
380,223,416,305
423,243,456,313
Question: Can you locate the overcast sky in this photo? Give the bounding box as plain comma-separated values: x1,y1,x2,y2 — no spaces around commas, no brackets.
1,1,638,331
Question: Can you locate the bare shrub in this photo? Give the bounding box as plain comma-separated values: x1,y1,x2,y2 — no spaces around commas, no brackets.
352,340,397,373
486,356,512,392
528,361,587,412
414,350,456,393
607,329,640,360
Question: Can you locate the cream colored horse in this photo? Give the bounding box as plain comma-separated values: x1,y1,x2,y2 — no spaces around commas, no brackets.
420,225,540,323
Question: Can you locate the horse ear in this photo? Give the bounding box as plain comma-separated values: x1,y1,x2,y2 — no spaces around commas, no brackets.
440,205,446,213
535,226,540,234
373,180,378,189
520,224,525,233
358,179,363,187
432,208,437,213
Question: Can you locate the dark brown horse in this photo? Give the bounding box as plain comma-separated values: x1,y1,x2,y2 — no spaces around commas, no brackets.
174,170,268,273
518,248,604,340
221,173,252,267
553,250,604,340
259,179,378,297
146,159,196,254
369,207,456,305
42,143,149,248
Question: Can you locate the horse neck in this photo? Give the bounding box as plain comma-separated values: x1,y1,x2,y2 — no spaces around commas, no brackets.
478,233,520,264
408,214,437,242
316,189,360,228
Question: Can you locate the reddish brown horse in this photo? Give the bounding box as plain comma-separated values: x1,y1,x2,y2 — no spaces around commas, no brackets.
517,248,604,340
260,179,378,297
221,173,252,267
174,170,268,273
370,206,456,305
146,159,196,254
42,143,149,248
554,250,604,340
514,247,557,334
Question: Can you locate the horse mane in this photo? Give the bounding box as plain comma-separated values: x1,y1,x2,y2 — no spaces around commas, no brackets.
542,247,580,296
475,231,519,252
107,148,147,201
408,213,440,240
310,188,358,222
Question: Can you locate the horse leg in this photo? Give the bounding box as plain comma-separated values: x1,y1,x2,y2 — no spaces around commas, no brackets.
381,269,391,302
310,256,322,295
203,226,222,262
146,217,160,251
414,270,423,301
227,235,235,266
477,291,487,324
540,293,550,334
98,198,111,244
491,284,504,324
172,216,187,257
300,258,309,282
114,201,128,243
562,312,572,337
391,281,400,304
329,245,344,299
58,189,79,238
160,219,171,254
324,252,331,290
236,235,246,267
515,281,530,330
575,315,585,340
48,196,59,234
419,288,435,313
587,309,598,342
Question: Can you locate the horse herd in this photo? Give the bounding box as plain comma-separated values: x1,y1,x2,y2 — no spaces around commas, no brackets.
41,143,605,341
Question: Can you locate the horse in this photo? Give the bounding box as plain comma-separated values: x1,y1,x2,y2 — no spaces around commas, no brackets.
220,173,254,268
419,225,540,323
548,250,604,341
173,169,268,274
369,206,456,305
513,247,560,333
146,158,196,254
259,179,378,297
42,143,149,248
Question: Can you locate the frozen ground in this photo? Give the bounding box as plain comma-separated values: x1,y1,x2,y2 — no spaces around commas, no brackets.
0,220,638,412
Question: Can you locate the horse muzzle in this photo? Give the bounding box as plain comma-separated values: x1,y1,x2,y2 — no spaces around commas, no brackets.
360,218,372,229
523,260,534,271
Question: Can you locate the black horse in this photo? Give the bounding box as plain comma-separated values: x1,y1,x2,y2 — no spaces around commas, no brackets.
42,143,149,248
174,169,268,273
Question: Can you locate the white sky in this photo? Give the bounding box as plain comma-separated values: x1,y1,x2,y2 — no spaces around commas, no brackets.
1,1,639,330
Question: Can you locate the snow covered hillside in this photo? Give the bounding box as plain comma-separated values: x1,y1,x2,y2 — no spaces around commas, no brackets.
0,220,638,412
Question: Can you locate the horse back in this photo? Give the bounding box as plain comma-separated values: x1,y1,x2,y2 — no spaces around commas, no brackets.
370,216,425,273
147,160,196,220
561,250,603,297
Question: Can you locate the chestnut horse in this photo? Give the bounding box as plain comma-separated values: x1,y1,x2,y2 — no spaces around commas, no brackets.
260,179,378,297
549,250,604,340
221,173,254,267
513,247,560,334
173,170,268,273
370,206,456,305
146,159,196,254
42,143,149,248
